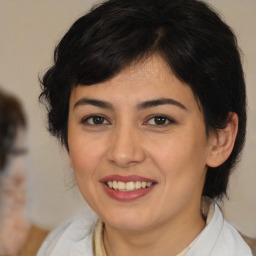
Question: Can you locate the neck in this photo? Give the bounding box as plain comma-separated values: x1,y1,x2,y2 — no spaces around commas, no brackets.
103,200,205,256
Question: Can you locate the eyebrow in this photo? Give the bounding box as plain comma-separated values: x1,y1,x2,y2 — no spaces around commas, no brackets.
73,98,113,110
137,98,187,111
73,97,187,111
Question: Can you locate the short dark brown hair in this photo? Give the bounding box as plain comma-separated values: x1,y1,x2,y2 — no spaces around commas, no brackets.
40,0,246,199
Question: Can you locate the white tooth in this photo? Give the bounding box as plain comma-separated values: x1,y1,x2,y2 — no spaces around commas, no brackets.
141,181,147,188
107,181,113,188
135,181,142,189
113,181,118,190
147,182,153,187
118,181,126,190
126,181,135,191
109,181,151,191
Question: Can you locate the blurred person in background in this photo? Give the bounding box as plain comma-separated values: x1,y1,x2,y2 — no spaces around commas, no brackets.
0,88,30,255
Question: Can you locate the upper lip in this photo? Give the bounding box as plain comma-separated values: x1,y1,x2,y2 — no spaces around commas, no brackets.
100,175,156,183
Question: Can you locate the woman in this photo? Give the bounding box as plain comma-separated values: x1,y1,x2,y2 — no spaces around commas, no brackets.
38,0,252,255
0,88,30,255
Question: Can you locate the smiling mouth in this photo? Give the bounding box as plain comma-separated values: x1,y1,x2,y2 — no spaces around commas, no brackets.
106,181,154,192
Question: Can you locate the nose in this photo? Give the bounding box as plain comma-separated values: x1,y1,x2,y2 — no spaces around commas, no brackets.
107,124,146,168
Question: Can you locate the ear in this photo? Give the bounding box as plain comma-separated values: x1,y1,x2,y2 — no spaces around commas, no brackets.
206,112,238,168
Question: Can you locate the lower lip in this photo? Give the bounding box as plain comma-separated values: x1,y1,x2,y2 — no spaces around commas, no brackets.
102,183,155,201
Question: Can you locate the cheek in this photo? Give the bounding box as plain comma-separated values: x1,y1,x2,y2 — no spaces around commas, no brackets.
68,135,106,178
68,139,102,205
150,135,208,210
149,132,208,179
69,148,95,178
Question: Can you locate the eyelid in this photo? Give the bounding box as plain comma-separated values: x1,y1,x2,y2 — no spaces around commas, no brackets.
81,114,111,125
144,114,176,126
80,114,176,127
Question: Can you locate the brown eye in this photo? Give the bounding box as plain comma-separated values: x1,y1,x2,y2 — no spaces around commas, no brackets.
82,115,109,125
92,116,105,124
154,116,167,125
147,115,175,126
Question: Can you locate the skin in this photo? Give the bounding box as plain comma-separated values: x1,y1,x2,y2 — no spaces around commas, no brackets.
67,55,237,256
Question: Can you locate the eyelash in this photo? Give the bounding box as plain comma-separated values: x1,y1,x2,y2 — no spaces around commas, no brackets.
145,115,176,127
81,115,110,126
81,114,176,127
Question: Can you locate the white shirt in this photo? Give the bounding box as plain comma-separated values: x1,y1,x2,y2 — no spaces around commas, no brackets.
37,201,252,256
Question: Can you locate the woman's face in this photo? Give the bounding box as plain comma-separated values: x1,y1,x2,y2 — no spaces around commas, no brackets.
68,55,214,232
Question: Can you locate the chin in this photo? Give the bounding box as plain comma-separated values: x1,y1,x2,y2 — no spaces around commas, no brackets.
103,210,155,232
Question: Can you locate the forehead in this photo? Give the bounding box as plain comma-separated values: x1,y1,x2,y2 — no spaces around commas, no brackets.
70,55,198,110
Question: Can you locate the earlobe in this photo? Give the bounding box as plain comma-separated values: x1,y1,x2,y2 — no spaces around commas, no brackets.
206,112,238,168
